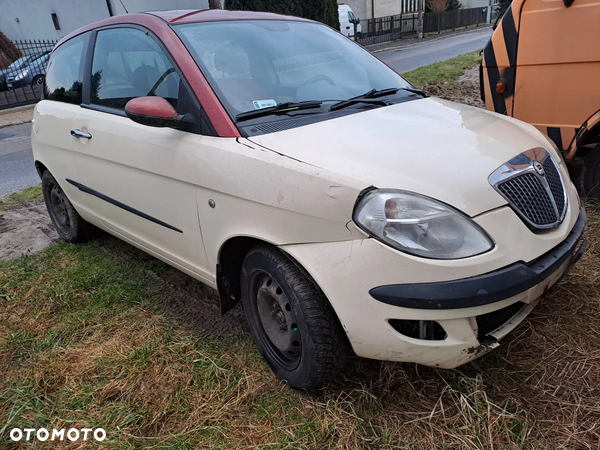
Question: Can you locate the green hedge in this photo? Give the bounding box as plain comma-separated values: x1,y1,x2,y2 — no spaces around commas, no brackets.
224,0,340,29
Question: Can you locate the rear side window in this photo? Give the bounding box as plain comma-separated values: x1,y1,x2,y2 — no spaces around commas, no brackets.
90,28,180,110
44,34,87,104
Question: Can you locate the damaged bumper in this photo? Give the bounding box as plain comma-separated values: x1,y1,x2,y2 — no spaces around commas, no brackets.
281,207,586,369
369,208,586,311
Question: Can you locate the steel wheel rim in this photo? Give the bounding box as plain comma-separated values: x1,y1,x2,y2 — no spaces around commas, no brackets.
250,271,301,370
48,183,70,232
35,77,44,85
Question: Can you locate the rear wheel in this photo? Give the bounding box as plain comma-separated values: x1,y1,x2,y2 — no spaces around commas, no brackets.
41,171,94,242
580,143,600,201
241,245,350,390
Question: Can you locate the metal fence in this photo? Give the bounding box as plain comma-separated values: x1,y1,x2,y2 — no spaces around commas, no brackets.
424,7,489,33
0,40,56,111
356,7,489,46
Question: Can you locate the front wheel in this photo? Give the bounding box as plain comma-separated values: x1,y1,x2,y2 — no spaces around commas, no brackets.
241,245,350,390
580,144,600,201
41,171,94,242
32,75,44,86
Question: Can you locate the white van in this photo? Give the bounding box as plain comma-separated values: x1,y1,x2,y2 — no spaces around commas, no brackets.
338,4,362,38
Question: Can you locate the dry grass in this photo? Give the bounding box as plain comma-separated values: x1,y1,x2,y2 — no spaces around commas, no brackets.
0,203,599,449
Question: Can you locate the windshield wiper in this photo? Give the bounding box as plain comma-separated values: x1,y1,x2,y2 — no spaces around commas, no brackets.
329,87,427,112
235,101,323,122
399,87,428,97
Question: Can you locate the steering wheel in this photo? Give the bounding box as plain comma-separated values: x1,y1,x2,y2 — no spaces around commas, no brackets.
303,74,335,86
147,68,176,96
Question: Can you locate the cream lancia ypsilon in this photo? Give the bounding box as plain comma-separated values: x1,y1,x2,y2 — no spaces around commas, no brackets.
32,9,586,389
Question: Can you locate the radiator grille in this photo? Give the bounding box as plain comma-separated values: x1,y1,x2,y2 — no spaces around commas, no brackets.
490,151,568,230
543,156,566,217
497,173,557,225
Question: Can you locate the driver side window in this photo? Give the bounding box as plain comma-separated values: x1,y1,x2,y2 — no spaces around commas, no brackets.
91,27,180,111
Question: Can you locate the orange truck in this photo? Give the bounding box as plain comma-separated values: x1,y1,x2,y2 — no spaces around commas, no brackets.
481,0,600,199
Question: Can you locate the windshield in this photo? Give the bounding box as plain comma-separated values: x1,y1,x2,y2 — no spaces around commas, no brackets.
175,20,411,119
28,53,50,69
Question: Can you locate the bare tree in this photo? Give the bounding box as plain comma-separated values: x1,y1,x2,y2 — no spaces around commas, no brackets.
208,0,222,8
427,0,448,12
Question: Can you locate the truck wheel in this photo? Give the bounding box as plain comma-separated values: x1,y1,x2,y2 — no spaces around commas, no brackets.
41,171,94,242
241,245,350,390
580,144,600,201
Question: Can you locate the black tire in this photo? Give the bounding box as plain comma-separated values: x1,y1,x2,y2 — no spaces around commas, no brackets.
41,171,94,243
580,144,600,201
241,245,350,390
32,75,44,87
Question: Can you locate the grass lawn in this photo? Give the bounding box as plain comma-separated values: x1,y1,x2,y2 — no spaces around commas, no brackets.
0,186,43,212
402,50,481,88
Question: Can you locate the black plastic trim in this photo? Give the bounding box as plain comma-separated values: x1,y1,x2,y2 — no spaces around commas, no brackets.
81,103,127,117
81,30,96,105
369,208,586,310
65,179,183,233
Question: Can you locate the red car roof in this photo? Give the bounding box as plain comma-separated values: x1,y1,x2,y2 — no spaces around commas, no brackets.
147,9,315,24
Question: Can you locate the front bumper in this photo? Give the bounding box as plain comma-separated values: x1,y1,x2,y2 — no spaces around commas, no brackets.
370,208,586,310
8,78,28,89
281,206,586,369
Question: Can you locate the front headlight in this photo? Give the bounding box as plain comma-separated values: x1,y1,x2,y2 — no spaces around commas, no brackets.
14,69,28,81
353,189,494,259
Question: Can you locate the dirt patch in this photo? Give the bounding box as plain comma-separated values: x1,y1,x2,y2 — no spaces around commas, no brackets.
423,66,484,108
145,267,248,339
0,201,58,261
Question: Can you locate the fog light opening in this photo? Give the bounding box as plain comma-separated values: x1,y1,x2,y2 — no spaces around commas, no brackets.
389,319,447,341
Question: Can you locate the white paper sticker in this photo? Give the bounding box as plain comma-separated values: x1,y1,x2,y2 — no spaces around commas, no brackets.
253,99,277,109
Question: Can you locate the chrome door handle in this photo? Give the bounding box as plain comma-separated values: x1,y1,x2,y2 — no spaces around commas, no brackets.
71,129,92,139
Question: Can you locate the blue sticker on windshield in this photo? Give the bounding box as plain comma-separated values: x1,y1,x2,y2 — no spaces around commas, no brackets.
253,99,277,109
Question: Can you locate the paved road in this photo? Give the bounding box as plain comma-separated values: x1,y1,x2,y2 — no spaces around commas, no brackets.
0,123,38,197
377,27,492,74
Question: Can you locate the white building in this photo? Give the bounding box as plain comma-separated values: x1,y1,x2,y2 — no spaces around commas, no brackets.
338,0,495,19
0,0,209,41
337,0,420,20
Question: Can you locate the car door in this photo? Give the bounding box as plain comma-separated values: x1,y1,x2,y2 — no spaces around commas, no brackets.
32,33,90,211
70,26,211,282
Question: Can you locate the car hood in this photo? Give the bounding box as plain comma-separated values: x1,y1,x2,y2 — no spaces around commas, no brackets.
247,98,552,217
